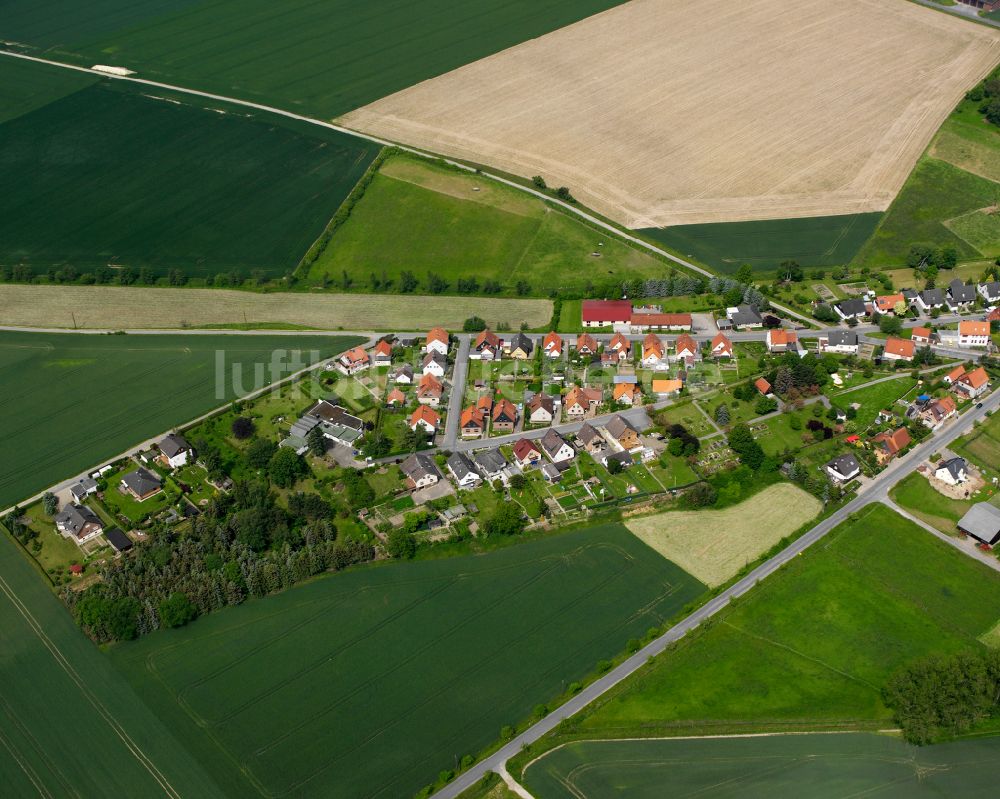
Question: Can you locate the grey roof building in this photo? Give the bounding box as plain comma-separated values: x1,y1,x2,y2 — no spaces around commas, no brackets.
121,467,162,499
70,477,98,502
447,452,479,484
825,330,858,348
918,288,945,307
957,503,1000,545
834,298,867,318
159,433,190,459
948,279,976,305
509,332,534,355
936,457,968,483
104,527,133,553
729,305,763,328
54,504,103,540
473,448,507,477
400,452,442,484
825,453,861,481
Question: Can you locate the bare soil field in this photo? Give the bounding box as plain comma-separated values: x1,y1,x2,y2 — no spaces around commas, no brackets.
339,0,1000,228
625,484,821,587
0,285,550,331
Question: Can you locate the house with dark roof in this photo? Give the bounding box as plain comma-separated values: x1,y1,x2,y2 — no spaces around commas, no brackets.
507,333,534,359
825,453,861,483
527,393,555,424
540,429,575,462
916,288,945,313
392,364,415,385
447,452,480,487
105,527,133,553
422,351,447,377
605,415,641,451
602,450,634,470
979,280,1000,304
472,330,502,360
935,457,968,486
120,467,162,501
55,503,104,542
302,400,365,446
473,449,508,483
947,279,977,311
833,298,867,321
819,330,858,354
726,305,763,329
400,453,442,489
70,477,98,503
576,422,607,455
158,433,193,469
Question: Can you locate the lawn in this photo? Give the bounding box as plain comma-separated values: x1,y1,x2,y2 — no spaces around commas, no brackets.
624,483,821,587
830,376,918,428
641,213,882,275
2,0,629,118
955,410,1000,473
0,331,362,509
656,402,716,438
109,523,706,799
522,733,1000,799
99,467,179,525
0,69,379,277
570,504,1000,737
890,471,977,534
0,527,225,797
305,153,666,296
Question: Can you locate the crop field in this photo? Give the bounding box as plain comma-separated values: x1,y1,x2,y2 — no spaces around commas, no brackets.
521,733,1000,799
0,527,224,797
569,505,1000,737
110,524,706,799
625,484,822,587
0,0,627,118
305,153,666,295
0,284,552,331
0,63,379,277
0,331,361,508
642,214,882,275
0,55,96,124
341,0,1000,229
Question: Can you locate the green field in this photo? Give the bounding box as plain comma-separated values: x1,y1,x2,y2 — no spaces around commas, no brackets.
109,524,705,798
890,472,981,534
522,733,1000,799
955,409,1000,473
567,505,1000,737
0,527,225,797
0,63,379,276
640,213,882,275
1,0,628,118
0,56,97,124
0,331,362,508
306,153,666,295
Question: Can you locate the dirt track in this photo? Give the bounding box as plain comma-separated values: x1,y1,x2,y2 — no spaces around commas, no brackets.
339,0,1000,228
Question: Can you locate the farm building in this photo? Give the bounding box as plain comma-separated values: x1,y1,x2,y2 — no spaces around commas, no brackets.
958,503,1000,546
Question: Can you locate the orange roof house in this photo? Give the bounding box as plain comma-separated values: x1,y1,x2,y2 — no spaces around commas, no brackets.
652,379,683,396
417,373,444,404
954,366,990,398
613,382,642,405
564,386,602,415
373,339,393,360
386,388,406,406
674,334,698,363
609,332,631,357
476,394,494,413
883,337,915,360
409,405,441,432
871,427,911,462
492,398,518,429
910,326,931,343
711,332,733,358
641,333,664,363
543,331,563,357
576,333,598,354
460,406,486,436
959,320,990,338
755,377,771,395
766,328,798,352
875,294,905,314
425,327,449,352
944,365,967,384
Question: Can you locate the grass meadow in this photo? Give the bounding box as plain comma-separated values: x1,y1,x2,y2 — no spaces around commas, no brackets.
522,733,1000,799
0,528,224,797
109,523,705,799
0,65,379,277
955,409,1000,474
640,213,882,275
625,484,822,587
566,504,1000,737
306,153,666,296
0,331,362,508
1,0,628,117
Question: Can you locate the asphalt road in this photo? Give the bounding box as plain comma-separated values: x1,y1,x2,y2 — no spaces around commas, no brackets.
442,336,471,449
431,385,1000,799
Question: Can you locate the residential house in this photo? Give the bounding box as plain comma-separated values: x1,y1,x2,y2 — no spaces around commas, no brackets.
416,373,444,406
424,327,449,355
882,337,915,361
386,388,406,407
935,457,968,486
409,405,441,434
875,293,905,315
543,331,563,358
560,386,599,418
507,332,534,360
422,351,447,377
540,462,563,483
947,279,977,311
919,395,957,429
55,503,104,542
576,422,607,455
400,453,442,489
910,327,932,346
870,427,911,464
833,298,867,321
527,393,555,424
602,450,634,470
492,398,518,432
711,332,733,359
958,503,1000,546
613,382,642,406
158,433,193,468
373,339,393,366
581,299,632,329
630,307,692,332
447,452,480,487
902,288,919,306
818,330,859,355
69,477,98,503
575,333,598,355
472,330,502,360
121,467,163,501
958,320,991,348
337,346,370,375
641,333,665,368
989,308,1000,323
651,379,683,397
979,280,1000,305
460,406,486,438
392,364,414,384
915,288,945,313
766,328,798,353
605,415,641,451
300,401,365,446
539,429,575,462
953,366,990,399
473,449,508,483
825,453,861,483
476,394,493,415
512,438,542,468
943,365,967,385
674,334,699,366
755,377,771,395
608,332,631,362
726,305,764,329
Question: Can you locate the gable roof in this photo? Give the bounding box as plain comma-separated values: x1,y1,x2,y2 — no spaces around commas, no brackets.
883,337,915,359
605,414,639,442
958,503,1000,544
711,332,733,354
937,457,967,481
564,386,601,410
958,366,989,389
910,326,931,339
768,328,798,346
577,422,603,445
980,280,1000,298
613,382,639,401
826,330,858,347
576,333,598,352
959,320,990,337
54,503,102,538
652,379,683,394
426,327,449,346
159,433,190,458
409,405,440,428
945,365,967,383
755,377,771,394
105,527,133,552
539,428,570,458
460,406,486,429
582,299,632,323
543,331,563,352
512,438,541,461
919,288,945,305
474,329,501,350
872,427,911,455
825,453,860,478
447,452,478,479
492,398,517,423
730,305,763,326
875,293,904,312
642,333,664,358
528,393,554,415
509,332,533,354
948,280,976,302
835,298,867,316
386,388,406,405
341,346,369,365
675,333,697,354
609,332,631,352
401,452,441,482
473,448,507,474
374,339,393,357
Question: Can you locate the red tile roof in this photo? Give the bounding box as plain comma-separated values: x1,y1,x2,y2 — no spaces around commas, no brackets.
755,377,771,394
883,337,915,359
513,438,540,461
582,299,632,324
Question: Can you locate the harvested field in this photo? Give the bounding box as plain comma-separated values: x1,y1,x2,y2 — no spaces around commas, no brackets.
625,484,821,587
0,285,551,331
340,0,1000,228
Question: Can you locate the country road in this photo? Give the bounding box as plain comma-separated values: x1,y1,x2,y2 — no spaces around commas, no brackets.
431,386,1000,799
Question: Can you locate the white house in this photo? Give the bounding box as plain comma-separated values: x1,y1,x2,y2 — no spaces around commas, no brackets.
818,330,858,355
158,434,193,468
424,327,450,355
979,281,1000,305
958,321,991,348
400,453,441,489
915,289,945,313
422,351,447,377
539,429,575,463
833,298,867,321
825,453,860,483
935,457,968,486
447,452,481,488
